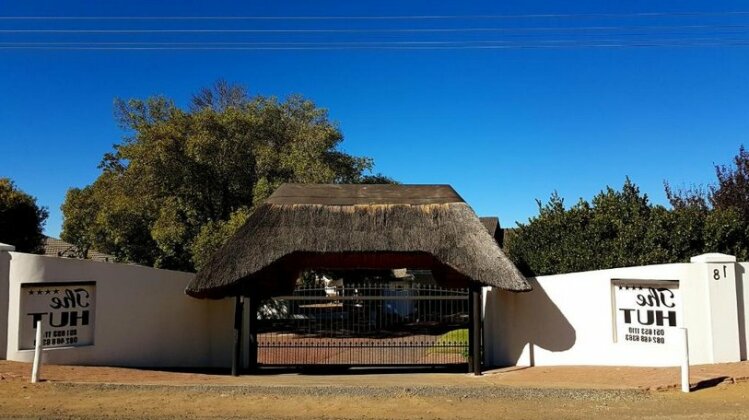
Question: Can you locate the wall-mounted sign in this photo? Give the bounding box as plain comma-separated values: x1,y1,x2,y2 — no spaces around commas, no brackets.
612,280,680,345
19,282,96,350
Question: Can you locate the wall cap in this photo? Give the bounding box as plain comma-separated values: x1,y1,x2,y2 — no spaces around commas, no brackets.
690,253,737,263
0,243,15,251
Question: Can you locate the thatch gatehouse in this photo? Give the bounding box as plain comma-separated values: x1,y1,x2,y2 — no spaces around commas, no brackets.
187,184,530,375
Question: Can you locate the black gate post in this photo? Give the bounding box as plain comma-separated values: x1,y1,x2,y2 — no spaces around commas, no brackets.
470,285,482,376
232,295,243,376
247,295,259,372
467,288,475,373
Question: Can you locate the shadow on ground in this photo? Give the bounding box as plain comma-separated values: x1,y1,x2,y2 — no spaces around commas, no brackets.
139,365,470,376
691,376,732,392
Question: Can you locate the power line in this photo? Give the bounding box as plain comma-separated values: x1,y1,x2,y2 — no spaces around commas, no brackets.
2,24,749,34
2,11,749,20
3,12,748,51
1,38,744,46
2,39,749,50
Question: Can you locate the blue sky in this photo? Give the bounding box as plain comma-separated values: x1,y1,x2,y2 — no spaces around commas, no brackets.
1,0,749,238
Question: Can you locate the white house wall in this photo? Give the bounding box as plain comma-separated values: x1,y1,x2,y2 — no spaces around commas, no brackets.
485,255,745,368
3,252,233,368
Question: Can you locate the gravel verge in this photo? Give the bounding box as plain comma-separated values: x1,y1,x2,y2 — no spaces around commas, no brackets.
52,382,648,401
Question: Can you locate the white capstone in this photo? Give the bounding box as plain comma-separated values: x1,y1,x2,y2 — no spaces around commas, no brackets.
690,253,737,263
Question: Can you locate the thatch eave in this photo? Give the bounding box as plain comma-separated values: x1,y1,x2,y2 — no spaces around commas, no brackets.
186,184,531,299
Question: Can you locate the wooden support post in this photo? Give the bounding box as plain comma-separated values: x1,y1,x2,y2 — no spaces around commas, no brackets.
247,295,259,372
232,295,243,377
467,287,475,374
471,286,482,376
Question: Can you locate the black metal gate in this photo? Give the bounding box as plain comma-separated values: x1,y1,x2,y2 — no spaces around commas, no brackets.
256,282,470,366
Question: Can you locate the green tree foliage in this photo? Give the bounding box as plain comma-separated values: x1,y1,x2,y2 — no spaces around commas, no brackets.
190,207,252,271
705,146,749,260
712,145,749,217
0,178,49,253
508,179,681,276
704,208,747,260
509,146,749,276
61,81,394,271
666,145,749,261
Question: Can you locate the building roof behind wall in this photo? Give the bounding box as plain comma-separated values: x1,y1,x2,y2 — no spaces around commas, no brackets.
42,237,116,262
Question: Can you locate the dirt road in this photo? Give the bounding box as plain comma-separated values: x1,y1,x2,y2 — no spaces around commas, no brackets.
0,361,748,419
1,380,748,419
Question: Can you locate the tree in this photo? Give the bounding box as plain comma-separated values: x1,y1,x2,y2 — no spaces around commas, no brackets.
0,178,49,253
664,145,749,261
62,81,393,271
711,145,749,217
190,207,252,271
704,145,749,260
507,179,699,276
510,146,749,276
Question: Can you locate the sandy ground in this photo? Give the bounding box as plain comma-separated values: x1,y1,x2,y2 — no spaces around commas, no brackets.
3,360,748,390
1,361,749,418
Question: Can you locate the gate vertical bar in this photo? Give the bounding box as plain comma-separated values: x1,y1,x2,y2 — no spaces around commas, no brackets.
248,295,259,372
257,282,471,368
232,295,243,376
471,285,482,376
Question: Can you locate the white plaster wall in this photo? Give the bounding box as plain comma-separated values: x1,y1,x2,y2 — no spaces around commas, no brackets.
3,250,745,370
484,262,718,367
4,252,233,368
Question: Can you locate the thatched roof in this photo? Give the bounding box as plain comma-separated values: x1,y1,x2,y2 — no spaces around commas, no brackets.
186,184,530,299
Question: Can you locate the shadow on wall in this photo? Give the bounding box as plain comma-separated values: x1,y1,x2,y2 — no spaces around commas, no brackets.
738,264,747,361
491,280,576,367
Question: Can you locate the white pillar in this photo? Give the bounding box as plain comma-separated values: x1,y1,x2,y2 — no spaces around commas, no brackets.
481,286,493,366
690,253,740,363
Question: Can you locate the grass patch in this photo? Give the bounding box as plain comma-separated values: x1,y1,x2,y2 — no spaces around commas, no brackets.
431,329,469,358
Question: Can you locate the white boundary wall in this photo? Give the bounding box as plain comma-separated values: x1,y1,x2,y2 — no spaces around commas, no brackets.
0,251,234,368
485,254,747,367
0,247,746,369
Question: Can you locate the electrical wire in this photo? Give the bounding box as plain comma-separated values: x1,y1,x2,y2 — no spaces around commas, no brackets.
2,39,749,50
3,11,749,51
2,11,749,20
1,24,748,34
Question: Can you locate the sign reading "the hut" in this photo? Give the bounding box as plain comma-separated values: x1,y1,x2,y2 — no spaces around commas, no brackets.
612,280,680,345
19,282,96,350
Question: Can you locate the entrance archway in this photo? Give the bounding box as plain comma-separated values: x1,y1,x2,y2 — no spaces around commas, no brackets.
187,184,530,376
